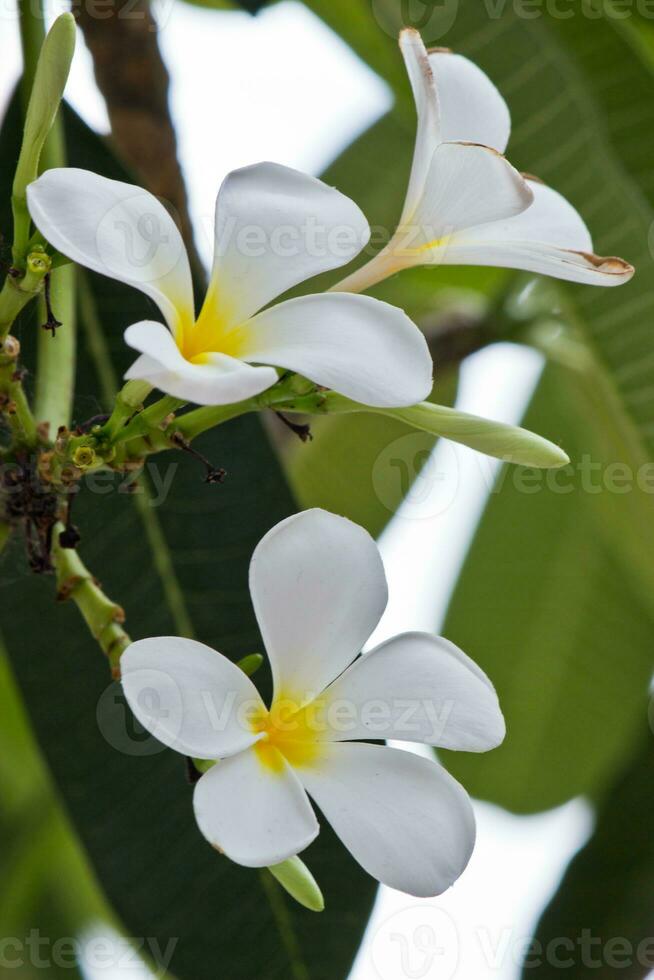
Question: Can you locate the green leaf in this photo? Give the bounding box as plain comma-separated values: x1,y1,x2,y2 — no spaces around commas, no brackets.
441,361,654,813
0,96,375,979
524,731,654,980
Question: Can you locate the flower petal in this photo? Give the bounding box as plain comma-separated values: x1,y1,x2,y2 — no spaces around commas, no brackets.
27,169,194,339
201,162,370,330
298,742,475,897
434,179,634,286
240,293,433,407
249,509,388,704
193,747,319,867
428,49,510,153
308,631,505,751
399,29,441,222
120,637,265,759
398,141,532,252
124,320,278,404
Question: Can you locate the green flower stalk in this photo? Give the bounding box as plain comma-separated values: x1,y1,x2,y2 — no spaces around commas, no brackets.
12,12,76,266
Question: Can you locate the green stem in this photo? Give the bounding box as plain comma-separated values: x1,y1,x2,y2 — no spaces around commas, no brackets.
0,251,50,341
100,380,154,441
34,264,76,431
51,523,131,677
22,3,77,431
112,395,185,445
10,379,39,446
114,400,257,462
0,360,38,447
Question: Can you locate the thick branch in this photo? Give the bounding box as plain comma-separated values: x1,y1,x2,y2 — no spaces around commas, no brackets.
72,0,203,277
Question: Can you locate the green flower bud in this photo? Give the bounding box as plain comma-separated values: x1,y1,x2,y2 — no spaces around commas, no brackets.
236,653,264,677
12,14,76,261
267,856,324,913
72,446,96,469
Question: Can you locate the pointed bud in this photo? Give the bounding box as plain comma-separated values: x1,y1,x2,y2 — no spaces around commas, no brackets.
13,14,76,261
319,393,569,469
267,856,324,913
388,400,570,468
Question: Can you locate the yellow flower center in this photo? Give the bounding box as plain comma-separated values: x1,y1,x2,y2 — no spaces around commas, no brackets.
177,286,249,363
251,697,323,773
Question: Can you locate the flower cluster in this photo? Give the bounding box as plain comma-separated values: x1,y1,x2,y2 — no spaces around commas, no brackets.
22,28,635,902
26,30,632,414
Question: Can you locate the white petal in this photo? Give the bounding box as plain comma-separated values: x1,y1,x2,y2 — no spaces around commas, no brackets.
193,747,319,867
428,50,510,153
28,169,194,338
399,29,441,222
249,509,388,704
240,293,433,407
202,162,370,329
398,142,532,252
309,632,505,751
298,742,475,897
435,179,635,286
120,637,265,759
124,320,278,405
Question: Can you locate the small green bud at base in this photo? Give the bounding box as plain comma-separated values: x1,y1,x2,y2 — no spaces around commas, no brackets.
236,653,264,677
72,446,96,469
267,856,324,912
192,758,216,775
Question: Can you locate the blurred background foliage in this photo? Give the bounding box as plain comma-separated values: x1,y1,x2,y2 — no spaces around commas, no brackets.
2,0,654,978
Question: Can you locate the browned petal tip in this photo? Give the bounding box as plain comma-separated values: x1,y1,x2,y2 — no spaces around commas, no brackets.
454,139,503,157
521,172,546,184
578,252,635,278
428,45,453,54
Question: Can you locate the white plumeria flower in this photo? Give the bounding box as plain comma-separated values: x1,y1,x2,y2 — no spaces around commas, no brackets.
27,163,432,408
336,29,633,293
120,508,505,898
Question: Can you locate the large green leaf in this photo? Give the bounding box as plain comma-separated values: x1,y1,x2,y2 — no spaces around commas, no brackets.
0,98,376,979
435,2,654,813
524,731,654,979
441,360,654,812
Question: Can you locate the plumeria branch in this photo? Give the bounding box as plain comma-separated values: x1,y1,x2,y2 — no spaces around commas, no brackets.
52,521,130,677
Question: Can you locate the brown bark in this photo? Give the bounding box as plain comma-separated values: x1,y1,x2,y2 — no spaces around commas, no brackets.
72,0,203,280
